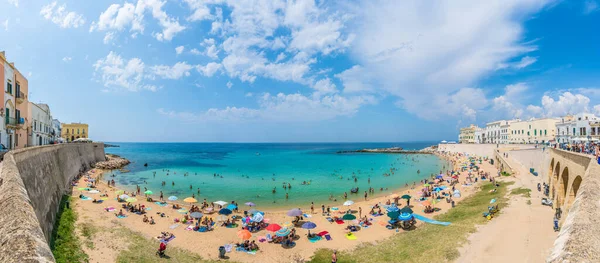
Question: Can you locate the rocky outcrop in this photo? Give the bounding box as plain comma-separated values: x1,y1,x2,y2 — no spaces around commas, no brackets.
94,154,130,170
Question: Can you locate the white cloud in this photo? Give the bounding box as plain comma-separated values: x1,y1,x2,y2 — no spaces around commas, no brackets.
2,19,8,31
226,81,233,89
341,0,550,120
497,56,537,70
594,105,600,116
245,92,253,97
90,0,185,42
8,0,18,8
197,62,222,77
312,78,337,96
275,53,286,63
103,32,116,44
62,57,72,62
40,2,86,28
335,65,374,93
183,0,218,21
27,72,32,77
93,51,156,92
190,48,201,55
492,83,529,118
537,92,592,117
175,46,185,55
584,0,599,14
151,62,194,79
158,92,377,122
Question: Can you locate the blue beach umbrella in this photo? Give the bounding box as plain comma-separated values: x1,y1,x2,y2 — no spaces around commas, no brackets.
386,206,399,213
398,213,413,221
275,228,291,237
287,208,303,217
227,204,237,210
219,208,232,215
190,212,203,218
168,196,178,201
302,221,317,235
251,213,264,222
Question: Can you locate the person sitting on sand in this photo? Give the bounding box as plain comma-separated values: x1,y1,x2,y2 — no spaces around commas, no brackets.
377,207,383,215
173,204,181,209
249,240,259,251
143,215,149,223
116,209,125,217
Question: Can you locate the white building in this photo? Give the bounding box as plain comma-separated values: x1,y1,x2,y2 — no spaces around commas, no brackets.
474,127,484,144
485,120,505,144
28,102,53,146
52,119,61,143
510,118,560,144
555,113,599,144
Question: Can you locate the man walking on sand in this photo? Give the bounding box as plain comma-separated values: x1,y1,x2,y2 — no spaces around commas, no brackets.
332,250,337,263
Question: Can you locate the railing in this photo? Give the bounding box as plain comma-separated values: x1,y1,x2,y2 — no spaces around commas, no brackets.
16,91,25,99
5,117,16,126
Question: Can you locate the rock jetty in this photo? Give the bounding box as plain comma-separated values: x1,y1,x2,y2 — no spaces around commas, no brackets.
95,154,130,170
337,145,437,154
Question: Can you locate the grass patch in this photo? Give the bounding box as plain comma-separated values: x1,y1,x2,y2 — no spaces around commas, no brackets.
309,181,513,263
80,223,98,249
501,171,511,177
510,187,531,198
51,196,89,263
115,227,222,263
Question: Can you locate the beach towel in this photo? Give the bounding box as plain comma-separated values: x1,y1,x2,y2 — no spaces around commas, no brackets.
335,220,344,224
169,223,180,229
324,234,332,241
116,215,127,219
257,236,266,243
81,196,92,200
317,231,329,236
105,207,115,212
345,233,357,240
155,202,168,207
225,244,233,253
303,213,312,218
160,235,176,243
308,236,322,243
412,214,451,226
185,225,194,231
326,217,334,223
145,207,151,211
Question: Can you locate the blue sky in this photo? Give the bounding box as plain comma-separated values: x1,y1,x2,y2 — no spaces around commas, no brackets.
1,0,599,142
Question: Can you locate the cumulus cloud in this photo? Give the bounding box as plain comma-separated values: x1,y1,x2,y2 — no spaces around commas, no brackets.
175,46,185,55
151,62,194,79
190,48,201,55
584,0,599,14
90,0,185,42
537,92,592,117
40,2,86,28
197,62,222,77
492,83,529,118
226,81,233,89
62,56,72,62
93,51,155,92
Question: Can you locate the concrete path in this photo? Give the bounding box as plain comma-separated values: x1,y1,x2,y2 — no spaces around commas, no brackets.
456,149,557,263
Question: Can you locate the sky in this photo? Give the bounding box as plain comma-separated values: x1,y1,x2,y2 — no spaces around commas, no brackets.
0,0,599,142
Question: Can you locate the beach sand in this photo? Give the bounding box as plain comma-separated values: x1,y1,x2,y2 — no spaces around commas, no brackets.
71,152,493,263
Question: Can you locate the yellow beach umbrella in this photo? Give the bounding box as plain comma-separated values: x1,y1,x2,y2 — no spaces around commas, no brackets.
183,197,198,203
281,222,293,228
115,190,124,195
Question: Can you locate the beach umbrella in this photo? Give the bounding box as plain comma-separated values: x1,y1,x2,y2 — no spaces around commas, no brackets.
115,190,124,195
213,200,228,206
387,211,400,219
216,215,227,222
433,187,443,192
266,224,282,232
237,229,252,240
119,194,130,200
386,206,399,212
343,200,355,206
435,175,443,179
422,200,432,206
401,194,411,200
204,207,214,213
227,204,237,210
248,208,259,215
168,196,178,201
190,212,203,219
281,222,294,228
184,197,198,203
275,228,291,237
219,208,232,215
399,207,413,214
126,197,137,203
245,202,256,207
251,213,264,222
287,208,303,217
342,214,356,220
398,213,413,221
302,221,317,235
144,190,153,195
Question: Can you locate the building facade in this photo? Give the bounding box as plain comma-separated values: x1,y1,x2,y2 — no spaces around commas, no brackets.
459,124,477,144
61,122,89,142
474,126,484,144
52,119,61,143
509,118,560,144
28,102,53,146
485,120,505,144
0,51,26,150
555,113,599,144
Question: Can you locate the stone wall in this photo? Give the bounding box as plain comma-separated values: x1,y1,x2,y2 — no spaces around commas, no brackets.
437,143,536,157
0,143,105,263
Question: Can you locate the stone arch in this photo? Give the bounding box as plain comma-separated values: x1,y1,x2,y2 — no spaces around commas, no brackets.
557,167,569,208
549,158,555,186
567,176,583,208
552,162,561,198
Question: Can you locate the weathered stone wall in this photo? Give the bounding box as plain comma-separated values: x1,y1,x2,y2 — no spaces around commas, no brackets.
0,143,105,263
437,143,536,157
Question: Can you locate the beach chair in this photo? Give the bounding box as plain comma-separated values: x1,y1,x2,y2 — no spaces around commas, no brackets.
266,234,273,243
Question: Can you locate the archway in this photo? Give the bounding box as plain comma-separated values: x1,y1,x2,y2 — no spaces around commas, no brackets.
557,167,569,208
549,158,555,186
567,176,583,207
552,162,560,199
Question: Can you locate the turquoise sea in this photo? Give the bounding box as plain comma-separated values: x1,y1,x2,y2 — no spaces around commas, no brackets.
104,142,449,208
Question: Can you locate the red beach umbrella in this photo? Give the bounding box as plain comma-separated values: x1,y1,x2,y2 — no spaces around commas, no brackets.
266,223,282,232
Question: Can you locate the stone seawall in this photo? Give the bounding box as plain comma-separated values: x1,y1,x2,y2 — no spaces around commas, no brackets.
437,143,536,157
0,143,105,263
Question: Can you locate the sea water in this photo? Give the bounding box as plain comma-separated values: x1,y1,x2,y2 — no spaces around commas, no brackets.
105,142,449,208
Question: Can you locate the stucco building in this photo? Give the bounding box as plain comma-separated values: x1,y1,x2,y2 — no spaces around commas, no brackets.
61,122,89,142
28,102,53,146
459,124,478,144
555,113,599,144
509,118,560,144
0,51,28,149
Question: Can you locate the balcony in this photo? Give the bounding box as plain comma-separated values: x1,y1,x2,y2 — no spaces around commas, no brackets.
16,91,26,104
5,117,16,127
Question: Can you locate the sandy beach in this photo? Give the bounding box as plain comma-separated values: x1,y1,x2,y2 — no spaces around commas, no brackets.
71,152,495,263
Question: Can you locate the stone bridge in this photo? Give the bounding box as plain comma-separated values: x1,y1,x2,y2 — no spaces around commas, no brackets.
547,149,595,215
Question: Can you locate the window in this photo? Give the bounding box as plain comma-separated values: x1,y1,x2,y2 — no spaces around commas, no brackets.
6,82,12,94
534,129,537,136
573,128,576,135
82,129,85,134
545,130,547,136
77,129,80,134
34,121,37,131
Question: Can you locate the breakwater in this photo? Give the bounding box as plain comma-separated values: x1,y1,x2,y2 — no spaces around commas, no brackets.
0,143,105,262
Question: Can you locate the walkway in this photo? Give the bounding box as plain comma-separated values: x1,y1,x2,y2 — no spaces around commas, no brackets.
457,149,556,263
